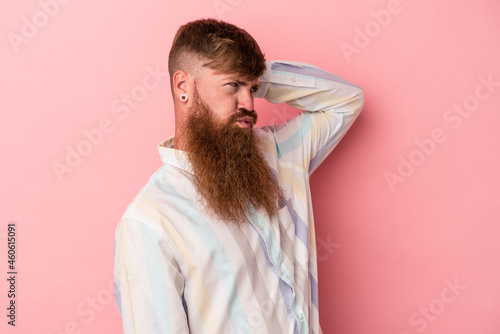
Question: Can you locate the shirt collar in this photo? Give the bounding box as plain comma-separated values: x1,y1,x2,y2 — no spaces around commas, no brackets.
157,136,194,174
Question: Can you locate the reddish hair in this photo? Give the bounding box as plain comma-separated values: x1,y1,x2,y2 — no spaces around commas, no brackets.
168,18,266,84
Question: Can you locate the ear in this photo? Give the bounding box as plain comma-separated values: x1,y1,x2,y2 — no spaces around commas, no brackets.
172,70,192,103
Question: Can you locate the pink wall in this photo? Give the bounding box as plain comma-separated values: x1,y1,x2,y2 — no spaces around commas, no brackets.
1,0,499,333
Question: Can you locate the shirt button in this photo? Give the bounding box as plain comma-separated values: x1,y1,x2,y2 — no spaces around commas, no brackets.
258,225,264,230
279,269,283,274
291,77,296,83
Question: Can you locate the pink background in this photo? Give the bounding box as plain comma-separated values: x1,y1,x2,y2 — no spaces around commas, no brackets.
1,0,499,333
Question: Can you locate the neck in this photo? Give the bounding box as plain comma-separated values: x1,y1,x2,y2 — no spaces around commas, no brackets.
174,107,189,151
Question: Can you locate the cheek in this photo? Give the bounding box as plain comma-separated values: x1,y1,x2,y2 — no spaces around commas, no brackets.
212,99,237,119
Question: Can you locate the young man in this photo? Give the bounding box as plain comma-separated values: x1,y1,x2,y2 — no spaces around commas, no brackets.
114,18,364,334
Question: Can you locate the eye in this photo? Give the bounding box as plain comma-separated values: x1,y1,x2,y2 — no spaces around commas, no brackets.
250,86,259,93
226,82,238,88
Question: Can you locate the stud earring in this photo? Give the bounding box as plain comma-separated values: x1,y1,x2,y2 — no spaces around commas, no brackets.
180,94,188,102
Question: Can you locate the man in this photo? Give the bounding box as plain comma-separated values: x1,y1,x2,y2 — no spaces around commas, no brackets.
114,18,364,334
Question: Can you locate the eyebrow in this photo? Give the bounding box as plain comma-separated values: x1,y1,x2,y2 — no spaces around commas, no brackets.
234,80,260,89
224,74,260,89
245,81,260,89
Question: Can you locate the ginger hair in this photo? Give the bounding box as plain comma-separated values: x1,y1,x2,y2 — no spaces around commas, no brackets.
168,18,266,89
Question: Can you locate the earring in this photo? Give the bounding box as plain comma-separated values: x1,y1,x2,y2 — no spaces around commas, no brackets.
180,94,188,102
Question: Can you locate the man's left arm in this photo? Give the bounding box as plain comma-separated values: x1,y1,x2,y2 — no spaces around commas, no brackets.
256,60,364,174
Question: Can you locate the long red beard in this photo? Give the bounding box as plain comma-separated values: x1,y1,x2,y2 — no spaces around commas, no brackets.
182,89,284,223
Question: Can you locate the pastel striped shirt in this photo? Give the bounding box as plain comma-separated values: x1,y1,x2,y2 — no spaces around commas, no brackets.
114,60,364,333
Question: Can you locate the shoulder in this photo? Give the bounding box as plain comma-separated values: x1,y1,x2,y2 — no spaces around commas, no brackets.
118,164,184,232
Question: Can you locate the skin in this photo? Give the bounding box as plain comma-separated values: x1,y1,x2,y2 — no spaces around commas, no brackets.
172,60,260,151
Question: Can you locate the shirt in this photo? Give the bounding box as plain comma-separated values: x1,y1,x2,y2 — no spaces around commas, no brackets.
114,60,364,334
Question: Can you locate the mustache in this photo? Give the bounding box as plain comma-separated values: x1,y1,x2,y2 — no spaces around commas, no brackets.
229,108,258,125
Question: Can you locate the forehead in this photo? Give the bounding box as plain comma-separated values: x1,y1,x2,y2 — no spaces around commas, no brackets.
201,66,260,85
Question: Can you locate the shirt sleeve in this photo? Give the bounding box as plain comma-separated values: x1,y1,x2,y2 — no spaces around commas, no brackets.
256,60,364,174
114,217,189,333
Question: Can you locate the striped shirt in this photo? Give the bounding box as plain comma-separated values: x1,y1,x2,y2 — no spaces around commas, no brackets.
114,60,364,334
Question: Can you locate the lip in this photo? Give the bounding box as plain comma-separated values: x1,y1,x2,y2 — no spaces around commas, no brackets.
236,116,254,128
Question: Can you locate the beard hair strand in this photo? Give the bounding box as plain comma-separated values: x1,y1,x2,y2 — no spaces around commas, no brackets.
183,88,284,224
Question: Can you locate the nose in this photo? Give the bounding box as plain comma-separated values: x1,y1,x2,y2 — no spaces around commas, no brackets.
237,89,254,112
